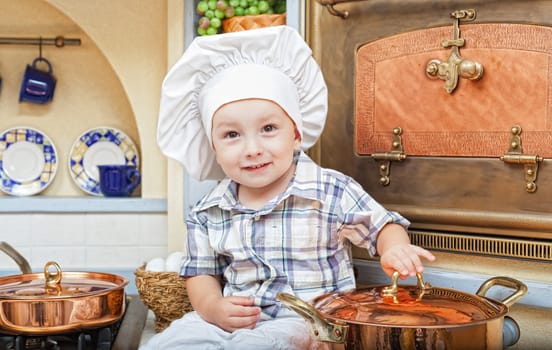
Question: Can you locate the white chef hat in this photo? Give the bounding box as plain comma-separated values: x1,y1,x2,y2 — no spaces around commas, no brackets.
157,25,328,181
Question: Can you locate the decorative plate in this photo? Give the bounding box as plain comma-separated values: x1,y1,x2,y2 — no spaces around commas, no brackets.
68,127,139,196
0,127,58,196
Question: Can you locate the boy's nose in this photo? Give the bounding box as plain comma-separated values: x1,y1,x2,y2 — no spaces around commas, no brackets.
245,138,263,157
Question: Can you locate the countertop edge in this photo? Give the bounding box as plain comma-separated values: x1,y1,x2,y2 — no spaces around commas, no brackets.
0,197,167,213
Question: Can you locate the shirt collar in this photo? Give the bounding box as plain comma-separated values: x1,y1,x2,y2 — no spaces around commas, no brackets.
193,151,325,213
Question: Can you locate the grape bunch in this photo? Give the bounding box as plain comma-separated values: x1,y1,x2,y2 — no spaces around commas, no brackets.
196,0,286,36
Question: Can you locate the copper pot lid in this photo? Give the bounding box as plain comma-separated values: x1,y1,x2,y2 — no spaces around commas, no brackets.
0,261,128,299
311,272,521,328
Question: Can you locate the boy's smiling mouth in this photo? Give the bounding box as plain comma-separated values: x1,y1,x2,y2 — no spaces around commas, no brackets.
244,162,270,170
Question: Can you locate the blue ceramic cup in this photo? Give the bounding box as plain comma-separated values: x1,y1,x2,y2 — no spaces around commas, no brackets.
19,57,56,104
97,165,141,197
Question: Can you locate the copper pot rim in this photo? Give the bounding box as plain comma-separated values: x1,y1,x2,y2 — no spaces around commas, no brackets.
309,273,526,328
0,269,129,299
311,285,508,328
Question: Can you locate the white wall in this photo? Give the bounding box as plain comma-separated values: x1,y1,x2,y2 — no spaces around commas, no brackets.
0,213,167,270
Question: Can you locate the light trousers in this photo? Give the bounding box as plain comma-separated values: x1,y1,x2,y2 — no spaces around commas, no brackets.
139,309,331,350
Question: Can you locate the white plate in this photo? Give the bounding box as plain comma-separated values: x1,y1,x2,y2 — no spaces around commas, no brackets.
0,127,58,196
68,127,139,196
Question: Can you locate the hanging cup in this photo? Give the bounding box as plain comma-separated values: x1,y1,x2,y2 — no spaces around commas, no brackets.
19,57,56,104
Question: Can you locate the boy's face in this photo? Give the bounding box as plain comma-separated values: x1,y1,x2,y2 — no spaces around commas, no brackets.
211,99,301,193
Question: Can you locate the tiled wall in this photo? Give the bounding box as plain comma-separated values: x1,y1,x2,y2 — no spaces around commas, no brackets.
0,212,169,294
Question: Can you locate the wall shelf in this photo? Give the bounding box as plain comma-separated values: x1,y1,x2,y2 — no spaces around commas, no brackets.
0,197,166,213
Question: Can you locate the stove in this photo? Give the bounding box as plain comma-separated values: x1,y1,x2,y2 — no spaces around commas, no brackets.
0,327,115,350
306,1,552,349
0,296,148,350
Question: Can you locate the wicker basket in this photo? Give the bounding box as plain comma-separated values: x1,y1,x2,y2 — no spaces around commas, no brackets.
135,264,192,332
223,13,286,33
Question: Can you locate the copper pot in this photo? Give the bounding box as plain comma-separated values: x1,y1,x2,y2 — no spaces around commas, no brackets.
278,272,527,350
0,242,128,335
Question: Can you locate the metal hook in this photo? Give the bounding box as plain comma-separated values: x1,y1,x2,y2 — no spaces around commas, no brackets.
325,4,349,19
39,36,43,59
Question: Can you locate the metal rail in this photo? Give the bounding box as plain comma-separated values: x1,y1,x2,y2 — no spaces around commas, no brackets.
0,36,81,47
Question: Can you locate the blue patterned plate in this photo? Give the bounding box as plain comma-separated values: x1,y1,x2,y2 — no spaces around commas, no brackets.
0,127,58,196
68,127,139,196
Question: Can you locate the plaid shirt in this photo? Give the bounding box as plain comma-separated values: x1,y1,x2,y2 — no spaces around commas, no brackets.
182,151,409,319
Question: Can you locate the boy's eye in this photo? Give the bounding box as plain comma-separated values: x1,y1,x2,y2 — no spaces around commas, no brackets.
262,124,275,132
225,131,239,139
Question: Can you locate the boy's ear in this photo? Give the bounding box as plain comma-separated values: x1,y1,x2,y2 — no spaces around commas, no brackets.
294,128,302,149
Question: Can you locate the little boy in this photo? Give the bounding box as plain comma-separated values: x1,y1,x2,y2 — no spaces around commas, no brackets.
143,25,435,350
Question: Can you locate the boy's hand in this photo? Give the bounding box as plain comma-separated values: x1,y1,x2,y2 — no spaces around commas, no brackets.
207,295,261,332
376,224,436,278
187,275,261,332
379,243,435,278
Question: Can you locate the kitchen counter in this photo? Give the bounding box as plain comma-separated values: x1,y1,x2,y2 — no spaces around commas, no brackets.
139,310,157,348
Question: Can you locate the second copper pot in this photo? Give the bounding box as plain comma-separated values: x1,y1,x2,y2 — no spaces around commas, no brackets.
0,261,128,335
278,272,527,350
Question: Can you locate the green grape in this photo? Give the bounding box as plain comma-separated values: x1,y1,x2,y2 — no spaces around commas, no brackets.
205,9,215,18
210,17,222,28
206,27,218,35
214,9,225,19
234,6,245,16
196,1,209,14
258,0,269,13
197,26,207,36
207,0,217,10
197,0,286,36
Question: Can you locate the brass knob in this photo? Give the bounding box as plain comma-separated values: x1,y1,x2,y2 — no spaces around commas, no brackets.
425,59,441,79
458,59,484,80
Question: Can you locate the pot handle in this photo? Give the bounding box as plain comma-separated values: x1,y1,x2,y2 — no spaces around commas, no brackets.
476,276,528,307
277,292,348,344
0,241,32,274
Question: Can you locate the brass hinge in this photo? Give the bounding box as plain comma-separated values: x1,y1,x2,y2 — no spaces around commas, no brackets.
500,125,543,193
371,127,407,186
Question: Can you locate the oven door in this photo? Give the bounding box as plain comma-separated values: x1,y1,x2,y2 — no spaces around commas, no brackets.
308,0,552,252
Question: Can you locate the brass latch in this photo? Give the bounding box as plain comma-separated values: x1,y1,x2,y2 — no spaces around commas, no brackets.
371,127,407,186
426,9,484,93
500,125,543,193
